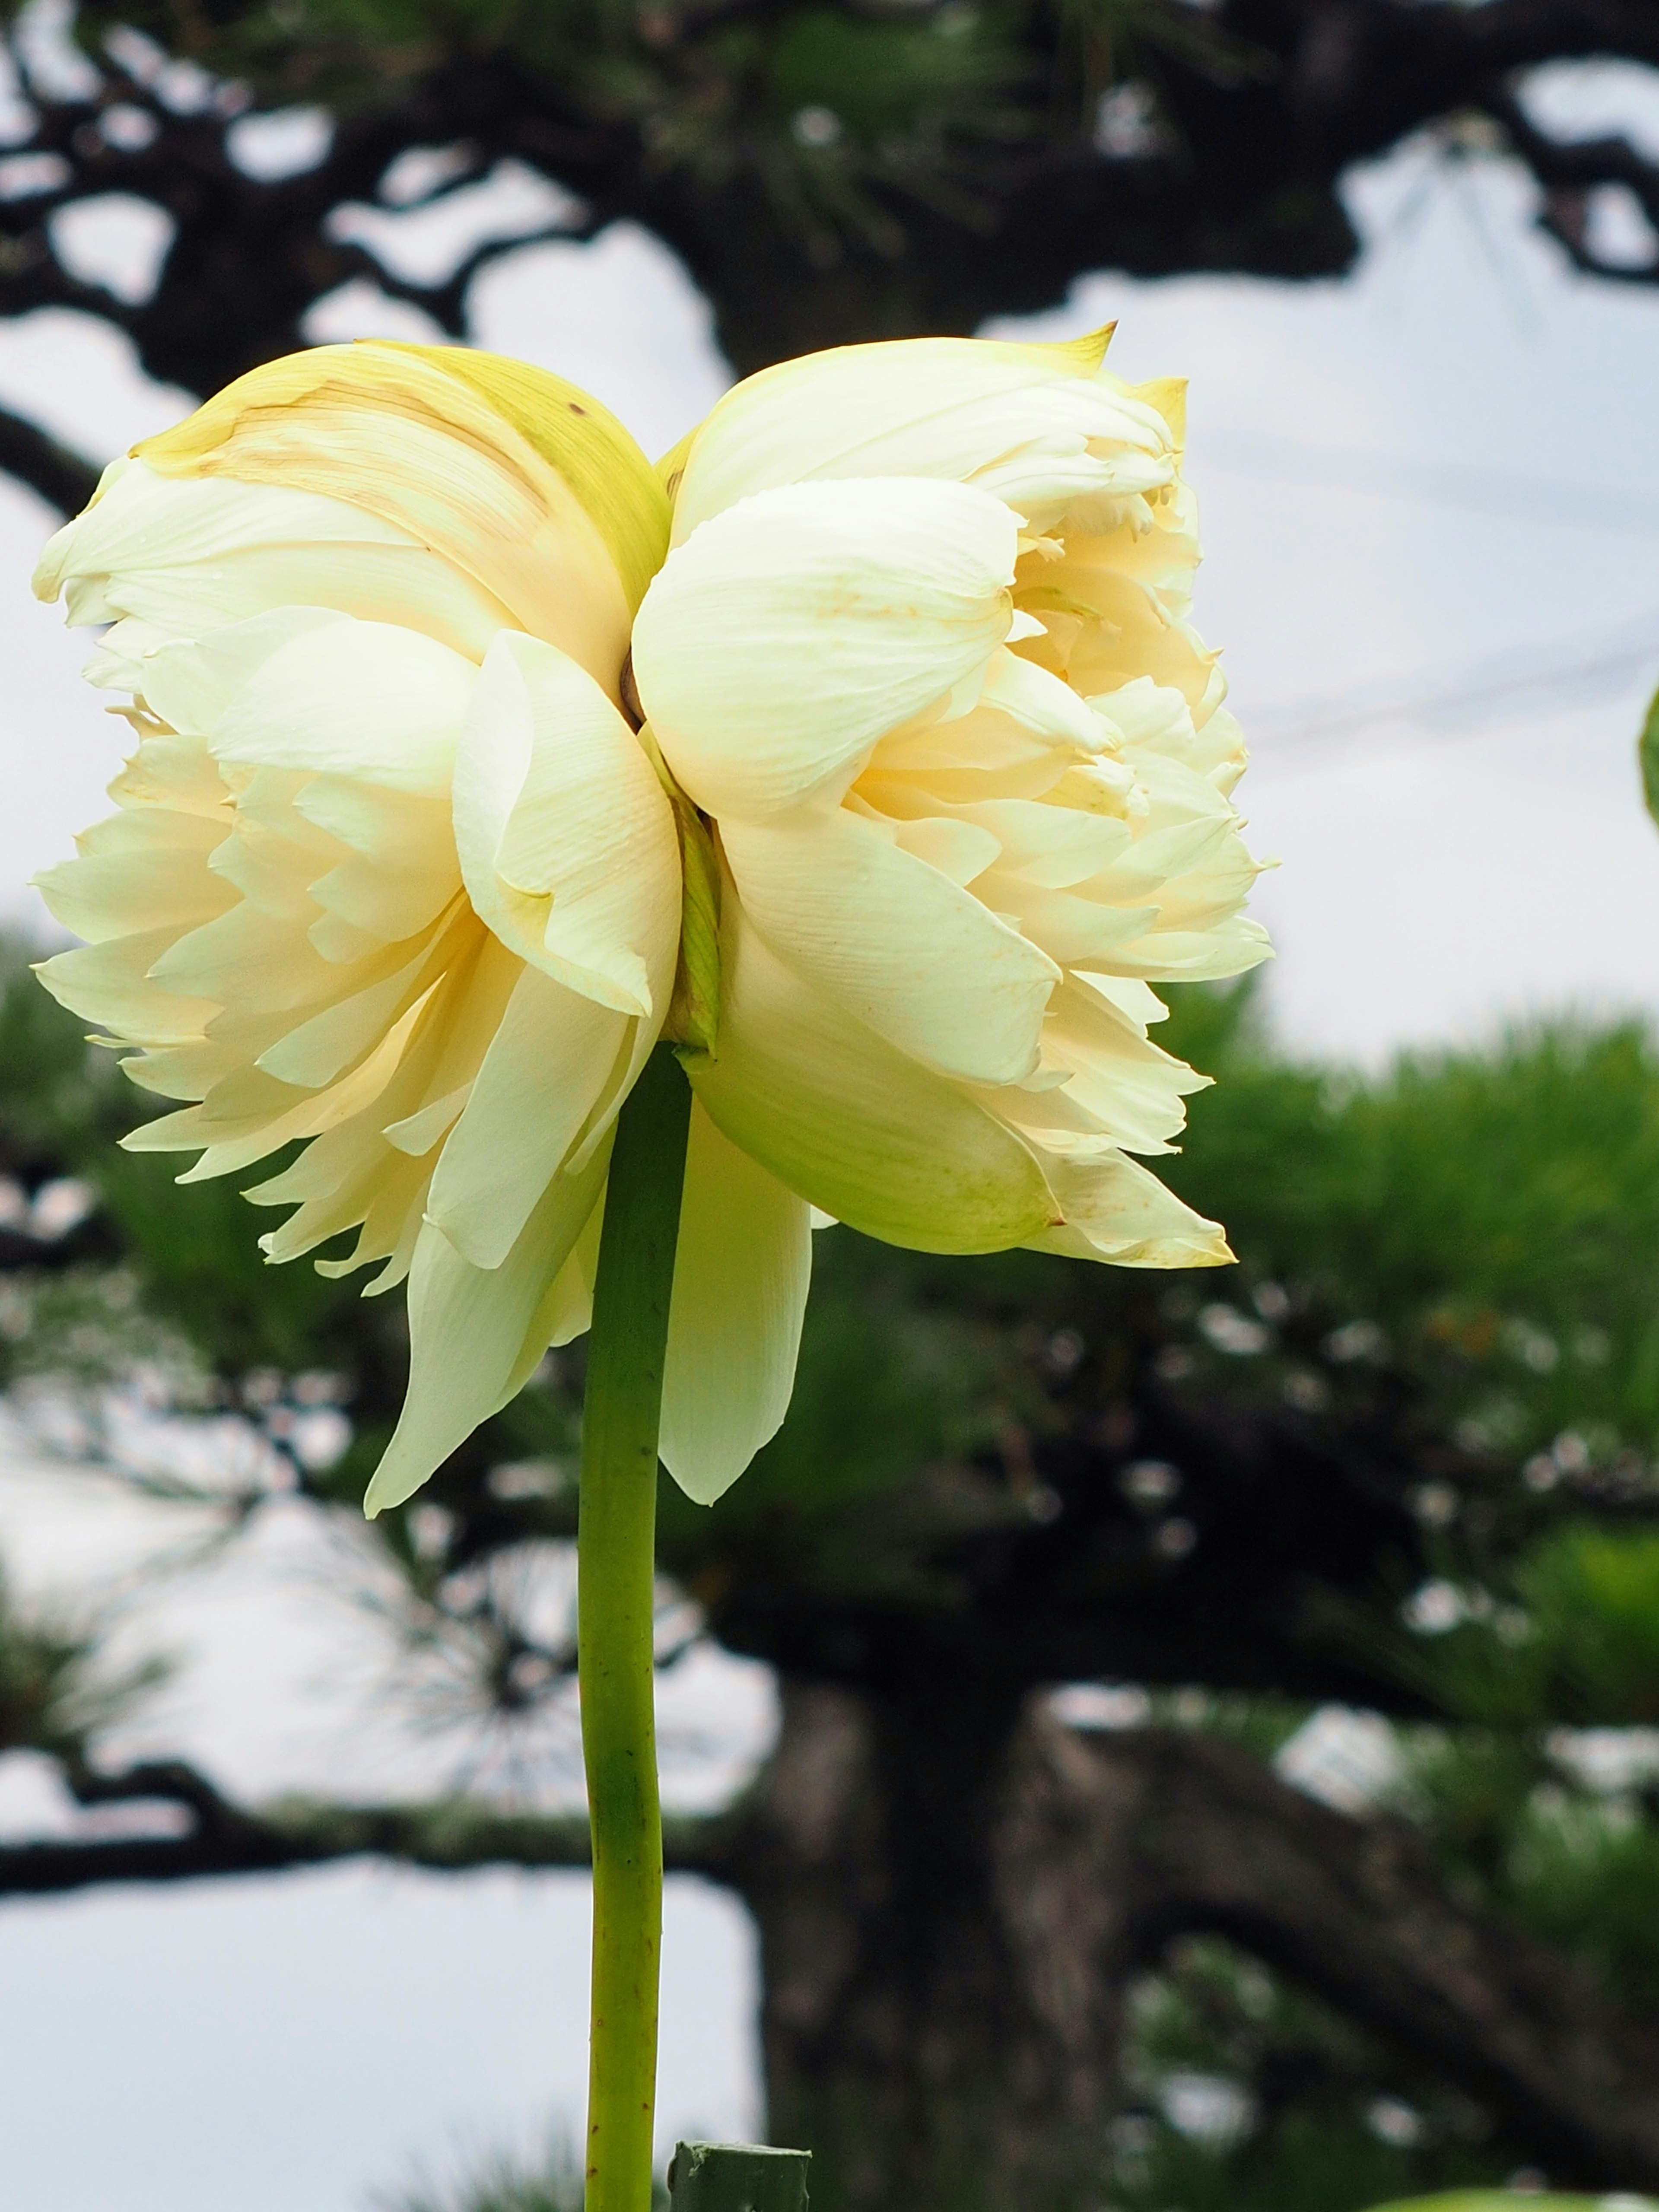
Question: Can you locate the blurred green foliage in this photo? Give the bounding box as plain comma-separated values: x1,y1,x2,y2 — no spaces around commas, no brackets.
1167,1001,1659,1461
8,945,1659,2204
1104,1936,1503,2212
51,0,1120,283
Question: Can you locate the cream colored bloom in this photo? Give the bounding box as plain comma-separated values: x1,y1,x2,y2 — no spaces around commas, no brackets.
634,330,1269,1275
31,342,712,1512
33,327,1266,1519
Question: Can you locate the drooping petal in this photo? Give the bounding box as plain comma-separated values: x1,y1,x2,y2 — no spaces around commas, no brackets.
453,630,681,1020
633,477,1021,820
363,1140,611,1517
686,898,1055,1255
424,963,628,1269
658,1103,813,1506
720,804,1057,1085
1025,1142,1232,1269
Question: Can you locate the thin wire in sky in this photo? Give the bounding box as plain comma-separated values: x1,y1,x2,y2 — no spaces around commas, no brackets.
1201,433,1659,537
1249,612,1659,748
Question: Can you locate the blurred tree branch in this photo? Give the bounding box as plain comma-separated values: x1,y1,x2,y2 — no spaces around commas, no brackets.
7,1709,1659,2188
1090,1719,1659,2187
0,0,1657,516
0,1749,735,1894
0,401,99,515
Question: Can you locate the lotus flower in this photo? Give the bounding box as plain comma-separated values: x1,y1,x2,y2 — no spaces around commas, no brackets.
33,329,1267,1516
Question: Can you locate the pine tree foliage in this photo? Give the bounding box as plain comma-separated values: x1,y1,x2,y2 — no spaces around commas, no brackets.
6,947,1659,2197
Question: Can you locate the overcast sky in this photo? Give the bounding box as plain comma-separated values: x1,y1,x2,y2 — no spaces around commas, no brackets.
1,81,1658,2212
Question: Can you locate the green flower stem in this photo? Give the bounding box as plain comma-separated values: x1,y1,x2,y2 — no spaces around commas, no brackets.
579,1044,693,2212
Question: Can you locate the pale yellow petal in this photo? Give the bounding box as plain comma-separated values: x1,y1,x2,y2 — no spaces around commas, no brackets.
37,460,516,660
667,331,1170,540
34,816,235,945
1025,1143,1231,1269
659,1103,813,1506
138,607,351,735
205,620,476,797
686,900,1054,1255
305,793,461,946
133,343,668,696
424,965,627,1269
363,1141,610,1516
720,805,1056,1085
634,477,1020,820
35,929,219,1044
453,630,680,1019
986,977,1208,1157
254,940,439,1089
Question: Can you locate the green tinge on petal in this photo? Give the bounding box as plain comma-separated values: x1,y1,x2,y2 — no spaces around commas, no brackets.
662,785,721,1055
720,805,1056,1086
397,344,670,615
685,902,1054,1256
659,1102,812,1505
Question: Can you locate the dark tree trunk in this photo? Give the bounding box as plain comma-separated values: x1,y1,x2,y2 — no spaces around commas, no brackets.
729,1678,1135,2212
728,1683,1659,2212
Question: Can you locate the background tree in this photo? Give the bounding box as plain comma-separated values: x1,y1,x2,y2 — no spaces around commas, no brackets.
0,0,1658,515
3,5,1658,2204
6,939,1659,2209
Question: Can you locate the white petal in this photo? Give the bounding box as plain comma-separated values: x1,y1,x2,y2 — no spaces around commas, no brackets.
686,902,1055,1255
1025,1143,1231,1268
634,478,1020,820
658,1103,812,1505
425,964,628,1268
38,460,518,661
363,1142,610,1516
139,607,351,735
668,333,1172,540
720,805,1057,1085
205,621,476,796
38,460,411,605
454,631,681,1019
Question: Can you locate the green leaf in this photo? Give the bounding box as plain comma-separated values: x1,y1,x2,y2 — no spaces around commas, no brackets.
1364,2198,1634,2212
1641,680,1659,830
